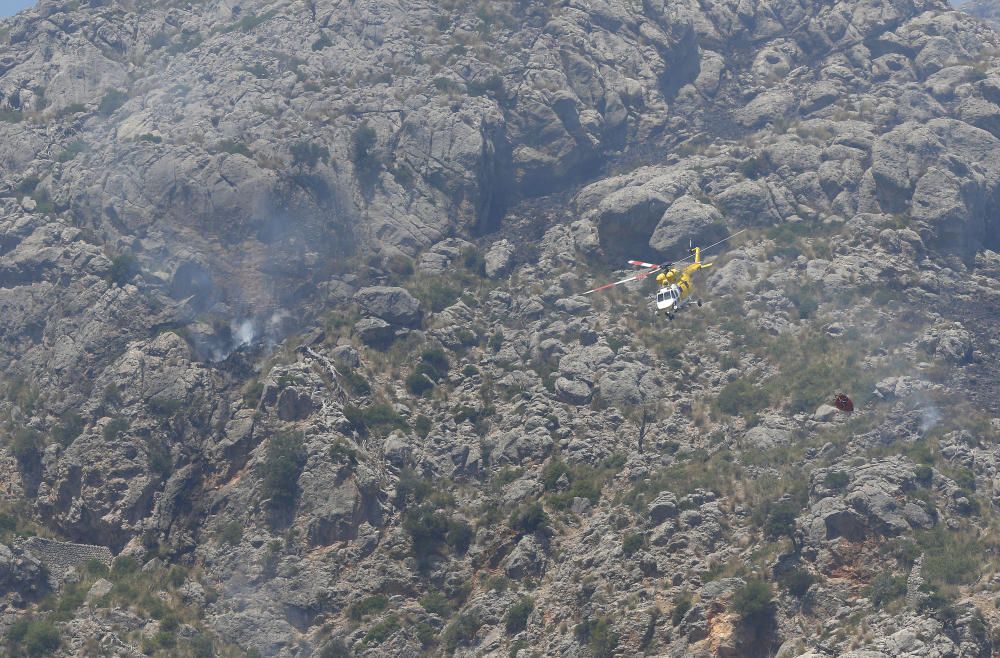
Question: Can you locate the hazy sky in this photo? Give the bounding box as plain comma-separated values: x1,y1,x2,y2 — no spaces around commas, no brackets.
0,0,35,18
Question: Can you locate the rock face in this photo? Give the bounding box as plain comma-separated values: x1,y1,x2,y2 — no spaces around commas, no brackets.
354,286,423,327
1,0,1000,656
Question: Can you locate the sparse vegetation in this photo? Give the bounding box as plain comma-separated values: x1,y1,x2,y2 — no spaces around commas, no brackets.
868,571,907,608
574,617,618,658
5,617,61,657
260,431,307,520
622,533,644,557
505,597,533,634
97,89,128,117
716,378,770,418
442,612,481,653
343,402,407,436
732,578,774,626
349,594,388,621
109,252,140,285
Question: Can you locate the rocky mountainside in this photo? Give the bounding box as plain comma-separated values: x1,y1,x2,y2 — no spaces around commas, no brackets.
1,0,1000,655
960,0,1000,30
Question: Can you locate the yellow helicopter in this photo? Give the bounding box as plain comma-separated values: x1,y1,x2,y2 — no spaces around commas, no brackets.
583,231,744,320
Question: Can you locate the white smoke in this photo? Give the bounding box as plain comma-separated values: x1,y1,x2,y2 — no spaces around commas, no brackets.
233,319,256,348
919,404,941,435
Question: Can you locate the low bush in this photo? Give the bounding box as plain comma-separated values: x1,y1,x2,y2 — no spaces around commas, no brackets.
343,403,407,436
362,616,399,646
51,411,84,447
102,417,129,441
622,533,644,557
823,470,850,489
780,569,816,597
98,89,128,116
419,591,451,617
671,591,692,625
109,252,140,285
732,578,774,625
510,502,548,535
505,597,533,634
260,431,307,515
5,617,61,657
349,594,388,621
716,379,769,417
574,617,618,658
442,613,481,652
867,571,906,608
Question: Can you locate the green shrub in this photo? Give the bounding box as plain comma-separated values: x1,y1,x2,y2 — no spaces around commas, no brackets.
329,439,358,464
394,468,433,506
6,617,61,657
622,533,644,557
351,122,380,180
312,34,333,50
953,467,976,492
716,379,769,417
146,436,172,478
732,578,774,625
574,617,617,658
109,252,140,285
488,330,503,352
414,415,432,438
191,634,215,658
98,89,128,116
102,417,129,441
420,591,451,617
243,381,264,408
405,370,435,396
0,512,17,537
918,526,981,586
362,616,399,646
505,597,533,634
914,464,933,486
408,275,462,313
149,396,183,416
56,141,87,162
671,591,692,625
445,519,474,554
343,403,407,436
260,431,307,513
510,502,548,535
442,613,481,652
421,348,450,376
11,428,42,465
291,141,329,168
51,411,84,447
780,569,816,597
403,504,449,563
319,638,351,657
764,501,800,548
823,471,850,489
219,521,243,546
111,555,140,577
541,460,570,491
216,139,252,157
349,594,388,621
0,110,24,123
868,571,906,608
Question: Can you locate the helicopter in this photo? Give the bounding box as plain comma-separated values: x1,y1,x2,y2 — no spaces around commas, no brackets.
583,231,745,320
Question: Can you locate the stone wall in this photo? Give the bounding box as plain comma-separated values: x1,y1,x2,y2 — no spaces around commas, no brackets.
19,537,113,583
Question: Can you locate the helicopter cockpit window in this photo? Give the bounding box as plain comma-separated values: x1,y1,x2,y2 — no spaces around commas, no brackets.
671,288,679,299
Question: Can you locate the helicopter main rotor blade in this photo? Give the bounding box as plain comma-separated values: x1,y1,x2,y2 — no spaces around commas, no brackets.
628,260,659,269
583,266,661,295
669,229,747,266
